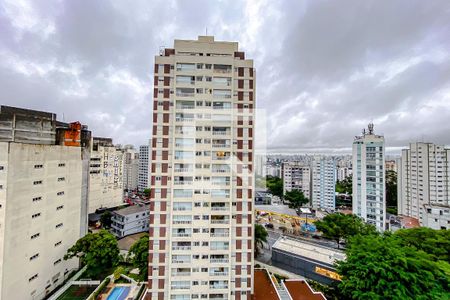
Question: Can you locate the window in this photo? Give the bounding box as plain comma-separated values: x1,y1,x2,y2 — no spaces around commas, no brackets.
29,274,38,282
58,163,65,167
54,241,62,247
30,253,39,261
55,223,63,229
54,259,62,265
57,191,64,196
0,166,4,170
32,196,42,202
56,205,64,211
32,213,41,219
33,180,42,185
34,164,43,169
57,177,65,182
31,233,40,239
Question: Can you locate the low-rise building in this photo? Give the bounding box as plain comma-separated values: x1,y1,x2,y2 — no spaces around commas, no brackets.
271,237,345,285
111,204,149,238
255,190,273,205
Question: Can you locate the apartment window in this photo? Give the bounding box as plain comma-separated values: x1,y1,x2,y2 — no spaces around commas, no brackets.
32,213,41,219
55,223,63,229
57,177,65,182
57,191,65,196
31,233,40,239
30,253,39,261
0,185,2,190
58,163,65,167
54,259,62,265
33,180,42,185
32,196,42,202
29,274,38,282
34,164,43,169
56,205,64,211
54,241,62,247
0,166,4,170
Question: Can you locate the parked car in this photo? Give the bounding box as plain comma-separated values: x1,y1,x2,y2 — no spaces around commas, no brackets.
265,223,274,229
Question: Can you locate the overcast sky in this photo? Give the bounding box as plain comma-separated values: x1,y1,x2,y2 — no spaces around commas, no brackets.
1,0,450,153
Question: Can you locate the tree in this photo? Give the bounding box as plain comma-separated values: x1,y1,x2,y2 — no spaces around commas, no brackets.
100,211,112,228
128,234,149,280
64,230,120,276
386,170,397,214
254,224,268,257
143,188,150,197
336,175,352,194
266,176,283,198
337,234,450,299
284,189,309,209
393,227,450,263
315,213,377,248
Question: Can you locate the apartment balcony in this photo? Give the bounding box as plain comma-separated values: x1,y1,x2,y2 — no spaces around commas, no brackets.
210,219,230,225
175,117,195,123
173,181,193,185
212,131,231,136
209,272,229,276
210,232,229,238
210,258,229,263
172,233,191,238
212,143,231,149
172,246,192,251
172,272,191,277
209,284,229,289
171,259,191,264
211,206,230,211
174,168,193,173
172,220,192,225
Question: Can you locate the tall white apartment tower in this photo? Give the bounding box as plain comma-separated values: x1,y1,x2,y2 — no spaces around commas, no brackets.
352,123,386,231
0,106,90,300
138,142,150,191
397,142,450,229
122,145,139,191
147,36,255,300
312,156,336,211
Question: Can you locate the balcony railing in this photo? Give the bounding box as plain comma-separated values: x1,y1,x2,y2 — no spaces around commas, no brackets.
171,259,191,264
211,206,229,211
209,272,228,276
172,246,192,251
174,168,193,172
210,233,229,237
210,258,229,263
172,233,191,237
212,131,230,135
173,220,192,225
211,220,229,224
172,272,191,276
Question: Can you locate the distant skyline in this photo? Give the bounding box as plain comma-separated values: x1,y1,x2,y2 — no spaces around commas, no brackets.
1,0,450,151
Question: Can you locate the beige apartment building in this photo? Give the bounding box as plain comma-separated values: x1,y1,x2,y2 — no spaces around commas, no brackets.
0,106,90,300
88,137,124,214
282,161,311,200
147,36,255,300
397,142,450,229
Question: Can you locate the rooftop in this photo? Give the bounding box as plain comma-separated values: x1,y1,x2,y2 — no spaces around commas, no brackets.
272,237,346,266
284,280,327,300
113,204,149,217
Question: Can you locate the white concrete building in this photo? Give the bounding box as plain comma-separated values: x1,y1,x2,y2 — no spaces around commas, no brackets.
397,142,450,229
0,106,90,300
88,137,124,214
352,123,386,231
122,145,139,191
148,36,255,300
138,143,150,191
312,157,336,211
282,161,311,200
336,166,352,182
111,204,150,238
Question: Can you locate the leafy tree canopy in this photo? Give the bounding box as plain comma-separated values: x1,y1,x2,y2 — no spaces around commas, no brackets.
285,189,309,209
315,213,377,248
266,176,283,198
254,224,268,257
100,211,112,228
128,234,149,280
143,188,150,197
337,233,450,300
336,175,352,194
64,230,120,275
393,227,450,263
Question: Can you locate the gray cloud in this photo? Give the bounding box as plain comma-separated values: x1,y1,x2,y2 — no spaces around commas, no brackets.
1,0,450,153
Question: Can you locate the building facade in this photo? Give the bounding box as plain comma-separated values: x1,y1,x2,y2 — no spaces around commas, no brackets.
147,36,255,300
138,143,150,192
397,142,450,229
0,106,90,300
282,161,311,200
336,166,352,182
352,123,386,231
88,138,124,214
311,156,336,211
111,204,150,238
122,145,139,191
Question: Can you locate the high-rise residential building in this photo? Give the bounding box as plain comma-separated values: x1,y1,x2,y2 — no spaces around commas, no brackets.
138,142,150,191
147,36,255,300
0,106,90,300
282,161,311,200
352,123,386,231
88,137,124,213
312,156,336,211
122,145,139,191
397,142,450,230
385,160,397,172
336,166,352,182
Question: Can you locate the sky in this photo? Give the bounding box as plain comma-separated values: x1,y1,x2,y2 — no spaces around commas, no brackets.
1,0,450,154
